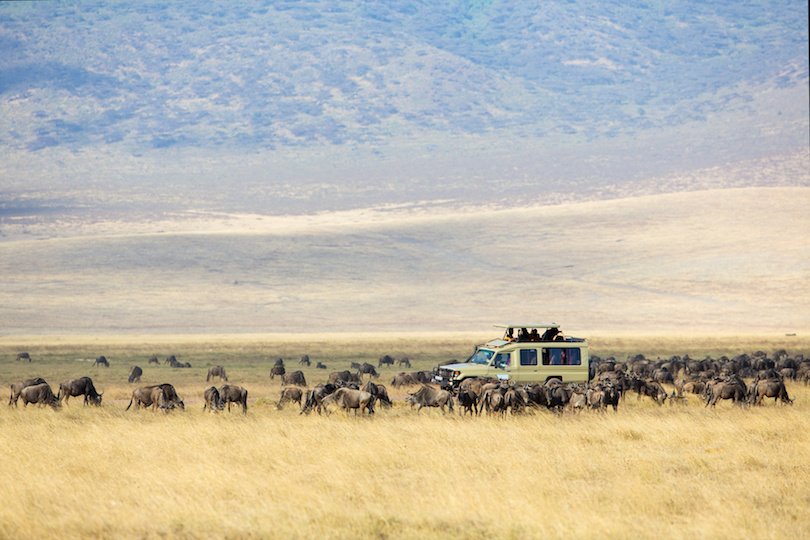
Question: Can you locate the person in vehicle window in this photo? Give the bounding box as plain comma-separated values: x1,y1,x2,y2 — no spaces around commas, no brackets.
517,328,529,341
504,328,515,341
529,329,540,341
541,327,561,341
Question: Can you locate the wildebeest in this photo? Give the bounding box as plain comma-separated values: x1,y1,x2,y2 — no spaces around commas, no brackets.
151,384,185,412
390,372,419,388
705,377,747,407
321,388,375,416
378,355,395,368
281,371,306,387
457,388,479,416
270,365,286,379
164,355,178,365
300,383,338,415
219,384,248,414
749,379,792,406
20,383,61,410
16,352,31,362
316,361,327,369
207,365,228,382
503,386,529,414
128,366,143,384
358,363,379,378
407,385,454,414
126,384,184,411
629,377,668,405
397,356,411,368
362,381,392,408
93,355,109,367
203,386,224,412
299,355,311,366
58,377,103,406
277,387,303,410
350,362,362,370
9,377,47,407
328,370,361,385
148,355,160,365
165,356,191,368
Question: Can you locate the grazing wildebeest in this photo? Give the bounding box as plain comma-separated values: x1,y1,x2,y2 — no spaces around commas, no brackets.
127,386,158,410
277,387,303,410
281,371,306,387
207,365,228,382
407,385,454,414
164,355,178,365
203,386,224,412
58,377,102,406
150,384,185,412
148,355,160,365
378,355,395,368
749,379,792,406
457,388,479,416
413,371,434,384
397,356,411,368
20,383,61,410
328,370,360,385
299,355,311,366
219,384,248,414
270,365,286,379
93,356,110,367
316,362,327,369
16,352,31,362
391,372,419,388
350,362,362,370
321,388,375,416
126,384,183,411
9,378,47,407
362,381,392,408
128,366,143,384
300,384,338,415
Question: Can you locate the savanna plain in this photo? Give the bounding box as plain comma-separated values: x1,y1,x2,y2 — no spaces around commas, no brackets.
1,334,808,539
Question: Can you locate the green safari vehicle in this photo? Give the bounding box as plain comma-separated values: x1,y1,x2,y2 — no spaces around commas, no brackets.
433,324,590,387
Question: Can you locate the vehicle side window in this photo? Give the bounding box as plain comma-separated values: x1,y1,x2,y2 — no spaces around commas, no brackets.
520,349,538,366
494,352,511,368
542,348,582,366
542,348,560,365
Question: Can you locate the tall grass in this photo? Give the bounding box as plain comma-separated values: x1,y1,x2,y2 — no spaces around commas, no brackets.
1,336,808,538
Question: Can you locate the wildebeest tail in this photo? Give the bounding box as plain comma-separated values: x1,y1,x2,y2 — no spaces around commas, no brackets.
126,397,134,411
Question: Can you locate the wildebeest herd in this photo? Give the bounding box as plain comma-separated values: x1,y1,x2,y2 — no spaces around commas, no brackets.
6,350,805,416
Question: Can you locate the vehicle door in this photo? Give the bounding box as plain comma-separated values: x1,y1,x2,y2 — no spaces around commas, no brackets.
513,347,539,383
491,352,512,381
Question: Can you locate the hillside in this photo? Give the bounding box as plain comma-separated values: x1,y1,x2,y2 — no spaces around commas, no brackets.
1,2,808,213
1,187,807,336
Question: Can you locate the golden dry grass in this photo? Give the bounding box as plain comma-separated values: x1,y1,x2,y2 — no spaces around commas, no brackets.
1,335,809,538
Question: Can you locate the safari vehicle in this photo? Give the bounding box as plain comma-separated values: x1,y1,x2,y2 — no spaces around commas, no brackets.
433,324,589,387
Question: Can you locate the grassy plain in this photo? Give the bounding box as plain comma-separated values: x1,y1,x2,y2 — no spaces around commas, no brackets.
1,334,809,539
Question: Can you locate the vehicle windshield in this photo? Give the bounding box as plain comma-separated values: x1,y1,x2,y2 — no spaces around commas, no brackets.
466,348,494,365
